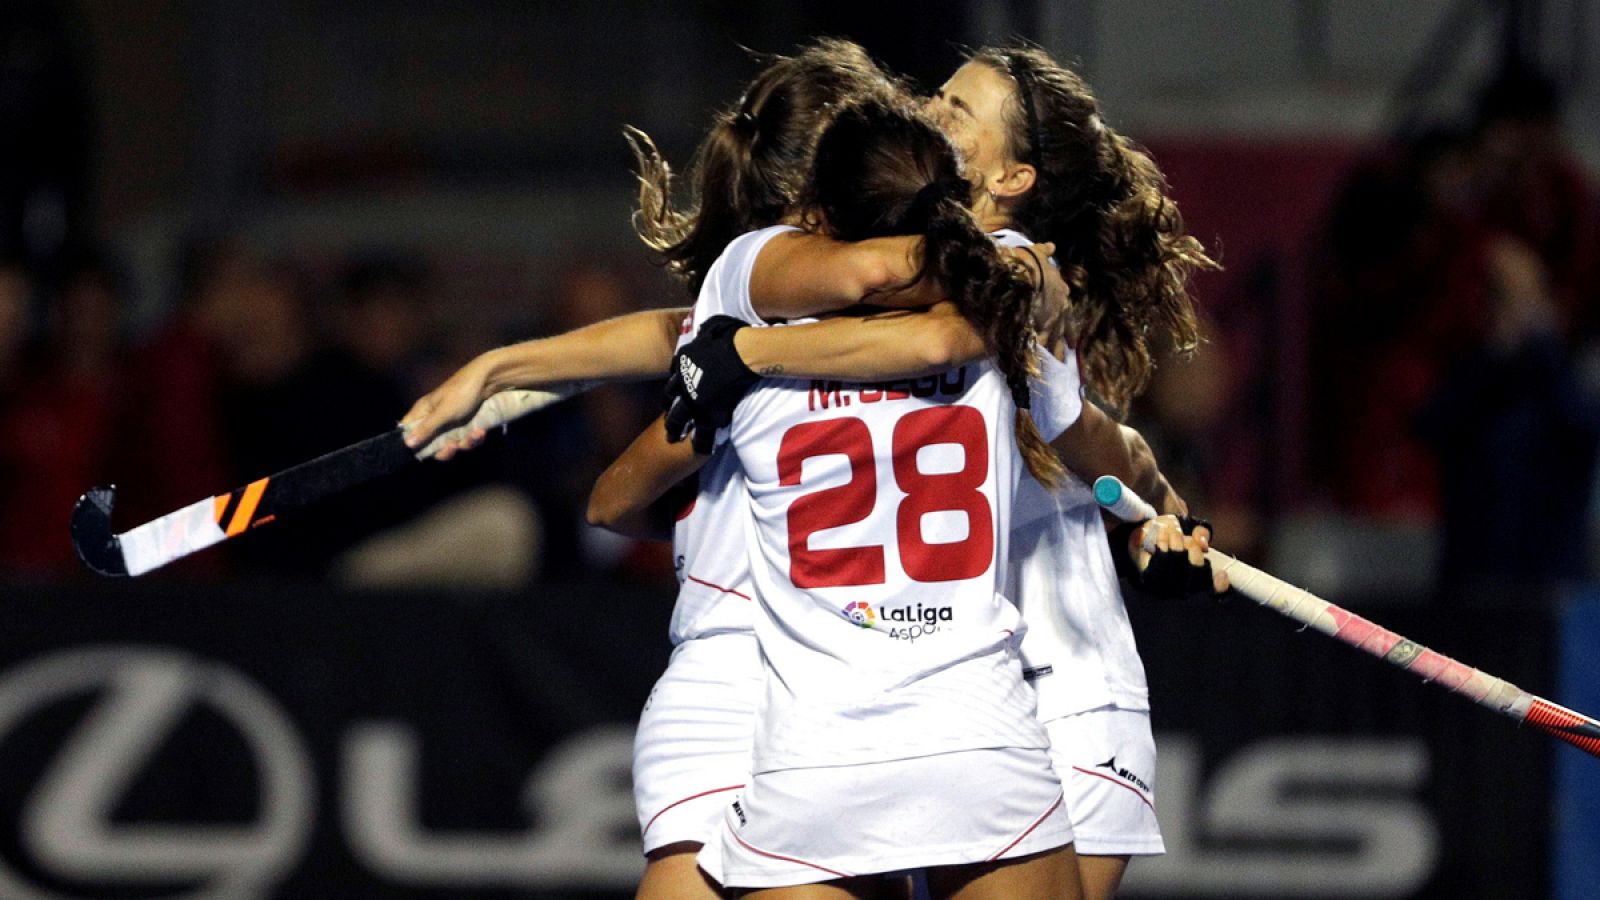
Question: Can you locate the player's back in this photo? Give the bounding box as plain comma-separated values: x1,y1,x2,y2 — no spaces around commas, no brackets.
729,360,1049,773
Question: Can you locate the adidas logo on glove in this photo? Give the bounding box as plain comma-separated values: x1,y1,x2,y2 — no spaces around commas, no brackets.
678,355,704,400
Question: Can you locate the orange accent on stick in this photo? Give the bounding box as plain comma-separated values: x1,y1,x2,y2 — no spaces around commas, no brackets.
226,478,270,537
215,494,230,524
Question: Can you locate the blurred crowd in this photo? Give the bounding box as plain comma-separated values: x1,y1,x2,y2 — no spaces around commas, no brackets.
0,240,667,586
1097,66,1600,603
1308,67,1600,599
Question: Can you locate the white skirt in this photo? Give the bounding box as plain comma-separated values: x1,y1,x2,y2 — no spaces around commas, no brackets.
702,745,1072,889
1045,706,1164,856
632,632,762,854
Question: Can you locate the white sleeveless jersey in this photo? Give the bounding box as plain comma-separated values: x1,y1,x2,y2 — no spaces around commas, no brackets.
715,225,1081,774
990,229,1151,719
663,229,804,644
1010,475,1150,718
668,445,755,644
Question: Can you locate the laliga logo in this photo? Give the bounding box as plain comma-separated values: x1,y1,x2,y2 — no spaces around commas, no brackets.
0,647,314,900
841,601,876,628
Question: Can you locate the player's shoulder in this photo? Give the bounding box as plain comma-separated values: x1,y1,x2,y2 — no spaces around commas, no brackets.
715,225,803,272
694,225,804,327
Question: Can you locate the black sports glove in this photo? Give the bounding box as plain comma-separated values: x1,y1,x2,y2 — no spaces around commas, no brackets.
1110,515,1218,600
1137,544,1216,599
663,315,760,454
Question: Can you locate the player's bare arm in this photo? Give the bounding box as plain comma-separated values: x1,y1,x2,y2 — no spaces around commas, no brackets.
747,231,934,319
1116,423,1185,517
401,307,688,452
733,302,985,379
1052,402,1182,517
587,413,705,539
749,231,1060,322
732,234,1063,379
1056,412,1228,594
729,237,1062,379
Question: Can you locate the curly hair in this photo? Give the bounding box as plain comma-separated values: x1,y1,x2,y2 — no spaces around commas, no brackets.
805,96,1065,487
970,46,1217,414
627,39,899,296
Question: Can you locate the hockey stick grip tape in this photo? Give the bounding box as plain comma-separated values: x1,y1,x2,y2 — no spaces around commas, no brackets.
1094,477,1527,713
413,383,593,460
1214,550,1600,756
1091,478,1600,757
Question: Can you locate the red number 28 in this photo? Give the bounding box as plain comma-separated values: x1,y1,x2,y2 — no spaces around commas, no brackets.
776,406,992,588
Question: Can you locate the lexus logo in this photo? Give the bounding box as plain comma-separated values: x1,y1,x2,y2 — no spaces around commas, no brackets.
0,647,315,900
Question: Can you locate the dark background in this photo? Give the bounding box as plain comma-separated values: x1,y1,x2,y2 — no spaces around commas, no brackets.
0,1,1597,897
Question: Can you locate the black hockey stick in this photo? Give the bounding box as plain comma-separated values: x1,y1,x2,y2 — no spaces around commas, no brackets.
71,386,582,576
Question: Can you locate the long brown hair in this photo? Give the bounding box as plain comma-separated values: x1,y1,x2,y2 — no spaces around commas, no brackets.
628,39,897,296
805,97,1065,487
971,46,1216,414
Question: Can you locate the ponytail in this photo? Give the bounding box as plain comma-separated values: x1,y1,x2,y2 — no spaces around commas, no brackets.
919,197,1065,488
628,118,780,296
626,39,895,296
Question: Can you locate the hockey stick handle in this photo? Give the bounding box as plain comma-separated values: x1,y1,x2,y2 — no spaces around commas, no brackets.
1092,476,1600,759
411,384,591,460
249,384,583,511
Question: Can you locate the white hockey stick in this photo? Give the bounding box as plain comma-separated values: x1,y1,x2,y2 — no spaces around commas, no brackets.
1093,475,1600,760
72,385,588,577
